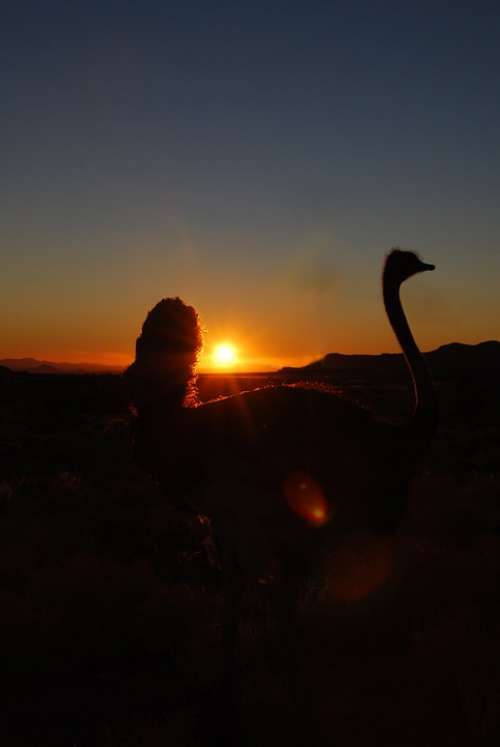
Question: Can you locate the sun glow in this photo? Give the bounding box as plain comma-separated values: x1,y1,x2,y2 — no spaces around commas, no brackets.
212,342,238,369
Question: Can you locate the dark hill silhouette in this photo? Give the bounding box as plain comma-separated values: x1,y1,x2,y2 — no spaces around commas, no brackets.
34,364,59,374
280,340,500,384
0,358,123,374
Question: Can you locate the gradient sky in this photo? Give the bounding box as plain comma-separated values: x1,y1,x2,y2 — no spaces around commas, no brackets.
2,1,500,370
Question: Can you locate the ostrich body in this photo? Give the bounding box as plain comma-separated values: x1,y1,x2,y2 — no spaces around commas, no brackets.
125,249,437,674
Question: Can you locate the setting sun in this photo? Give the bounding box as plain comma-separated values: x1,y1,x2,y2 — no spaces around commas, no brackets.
212,342,238,368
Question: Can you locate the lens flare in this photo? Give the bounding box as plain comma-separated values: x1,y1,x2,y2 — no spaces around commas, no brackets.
328,532,395,603
283,471,331,526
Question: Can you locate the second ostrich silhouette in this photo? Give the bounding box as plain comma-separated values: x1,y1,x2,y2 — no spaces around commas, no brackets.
126,249,437,665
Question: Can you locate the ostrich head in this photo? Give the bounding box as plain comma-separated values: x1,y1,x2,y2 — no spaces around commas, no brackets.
384,248,435,285
126,297,203,410
135,297,202,368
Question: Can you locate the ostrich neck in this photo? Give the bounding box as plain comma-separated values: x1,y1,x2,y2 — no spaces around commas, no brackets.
383,276,437,439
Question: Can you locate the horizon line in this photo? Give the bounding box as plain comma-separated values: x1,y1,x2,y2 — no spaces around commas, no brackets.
2,338,499,374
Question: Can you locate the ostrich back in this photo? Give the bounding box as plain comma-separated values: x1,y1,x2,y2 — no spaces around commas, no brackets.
148,385,426,540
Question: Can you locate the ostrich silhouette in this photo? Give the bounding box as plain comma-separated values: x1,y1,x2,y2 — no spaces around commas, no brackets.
125,248,437,677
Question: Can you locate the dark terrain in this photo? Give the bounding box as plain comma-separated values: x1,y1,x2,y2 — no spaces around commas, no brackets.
0,355,500,745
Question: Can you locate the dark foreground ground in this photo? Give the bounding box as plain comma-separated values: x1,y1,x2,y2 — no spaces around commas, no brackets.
0,370,499,745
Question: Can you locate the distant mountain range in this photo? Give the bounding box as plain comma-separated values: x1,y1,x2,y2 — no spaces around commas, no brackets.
2,341,500,381
279,341,500,383
0,358,123,374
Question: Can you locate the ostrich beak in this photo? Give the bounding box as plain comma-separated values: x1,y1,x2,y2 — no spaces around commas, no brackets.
420,261,435,272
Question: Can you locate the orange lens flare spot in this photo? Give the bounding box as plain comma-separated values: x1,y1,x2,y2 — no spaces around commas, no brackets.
311,506,326,521
283,471,331,526
329,532,395,603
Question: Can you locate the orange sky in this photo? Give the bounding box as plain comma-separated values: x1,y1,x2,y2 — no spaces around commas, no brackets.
2,247,499,373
